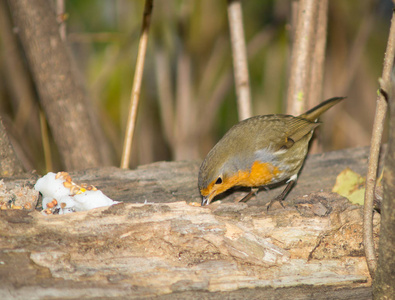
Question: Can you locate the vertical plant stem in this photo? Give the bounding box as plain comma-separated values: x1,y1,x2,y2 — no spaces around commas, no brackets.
174,47,195,160
56,0,66,41
287,0,319,115
290,1,299,44
307,0,328,108
120,0,153,169
39,110,53,172
337,2,375,96
307,0,329,154
227,0,252,120
154,48,174,147
364,7,395,279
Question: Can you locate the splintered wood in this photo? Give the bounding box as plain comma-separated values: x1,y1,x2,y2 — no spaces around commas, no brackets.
0,147,379,299
1,194,378,299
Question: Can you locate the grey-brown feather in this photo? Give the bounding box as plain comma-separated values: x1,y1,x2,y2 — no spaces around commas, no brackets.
198,114,316,189
198,97,345,191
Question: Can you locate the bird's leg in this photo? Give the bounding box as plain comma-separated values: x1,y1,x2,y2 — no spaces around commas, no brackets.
267,175,297,210
237,187,259,203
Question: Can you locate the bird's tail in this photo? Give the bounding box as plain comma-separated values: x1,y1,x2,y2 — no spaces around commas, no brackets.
299,97,346,122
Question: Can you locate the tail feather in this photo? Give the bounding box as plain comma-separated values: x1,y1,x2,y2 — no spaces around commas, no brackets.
299,97,346,122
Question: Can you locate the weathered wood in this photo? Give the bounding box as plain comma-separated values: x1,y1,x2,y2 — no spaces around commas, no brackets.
0,146,382,299
6,145,378,205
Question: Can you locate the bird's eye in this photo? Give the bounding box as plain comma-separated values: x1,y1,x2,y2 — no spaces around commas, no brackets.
215,177,222,184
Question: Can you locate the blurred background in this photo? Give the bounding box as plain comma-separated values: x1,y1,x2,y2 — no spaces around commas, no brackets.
0,0,393,173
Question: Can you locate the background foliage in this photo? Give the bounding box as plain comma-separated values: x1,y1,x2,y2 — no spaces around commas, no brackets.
0,0,392,172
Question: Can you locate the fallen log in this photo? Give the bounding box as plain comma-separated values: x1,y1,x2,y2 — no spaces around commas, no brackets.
0,146,382,299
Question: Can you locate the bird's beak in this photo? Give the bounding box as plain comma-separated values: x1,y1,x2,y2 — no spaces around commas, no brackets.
201,195,211,206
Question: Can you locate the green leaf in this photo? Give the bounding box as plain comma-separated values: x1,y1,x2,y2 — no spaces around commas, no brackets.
332,168,365,205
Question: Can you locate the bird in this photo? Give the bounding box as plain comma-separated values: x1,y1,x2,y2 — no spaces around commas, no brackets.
198,96,345,207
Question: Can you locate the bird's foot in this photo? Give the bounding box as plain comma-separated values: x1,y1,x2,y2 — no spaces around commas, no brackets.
266,195,285,211
266,179,296,211
236,188,259,203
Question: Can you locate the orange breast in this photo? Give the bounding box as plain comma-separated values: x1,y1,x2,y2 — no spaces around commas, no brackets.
200,161,282,198
230,161,281,187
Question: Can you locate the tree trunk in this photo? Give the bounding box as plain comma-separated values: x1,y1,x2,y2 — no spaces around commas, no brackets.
287,0,319,115
0,118,24,176
373,88,395,298
7,0,110,170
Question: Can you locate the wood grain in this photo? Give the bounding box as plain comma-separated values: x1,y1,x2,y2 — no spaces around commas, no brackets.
0,146,383,299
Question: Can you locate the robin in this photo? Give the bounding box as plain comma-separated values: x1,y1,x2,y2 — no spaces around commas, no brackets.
198,97,345,207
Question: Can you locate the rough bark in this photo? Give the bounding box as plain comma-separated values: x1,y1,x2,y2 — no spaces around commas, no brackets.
0,0,39,136
0,118,24,176
7,0,109,170
75,146,380,205
0,197,376,299
0,146,382,299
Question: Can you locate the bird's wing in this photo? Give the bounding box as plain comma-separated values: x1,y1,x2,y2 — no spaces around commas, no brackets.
285,117,319,144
